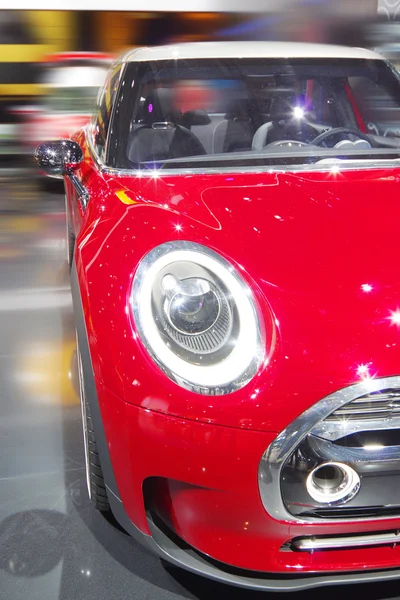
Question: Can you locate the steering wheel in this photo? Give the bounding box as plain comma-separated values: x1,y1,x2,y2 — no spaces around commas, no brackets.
263,140,309,149
312,127,372,147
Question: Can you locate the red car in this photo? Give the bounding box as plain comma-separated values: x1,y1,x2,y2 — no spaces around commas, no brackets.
35,41,400,591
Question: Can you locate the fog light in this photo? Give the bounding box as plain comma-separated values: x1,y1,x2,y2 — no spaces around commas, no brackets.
306,462,360,504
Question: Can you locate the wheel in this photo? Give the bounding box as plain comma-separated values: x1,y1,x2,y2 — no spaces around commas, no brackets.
76,342,110,513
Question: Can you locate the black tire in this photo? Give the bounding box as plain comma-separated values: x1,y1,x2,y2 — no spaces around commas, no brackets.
77,344,110,514
66,212,75,269
85,397,111,513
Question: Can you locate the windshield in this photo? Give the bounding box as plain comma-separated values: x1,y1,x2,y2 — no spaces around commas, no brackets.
109,58,400,171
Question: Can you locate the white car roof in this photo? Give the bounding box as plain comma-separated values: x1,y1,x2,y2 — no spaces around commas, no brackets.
123,41,384,63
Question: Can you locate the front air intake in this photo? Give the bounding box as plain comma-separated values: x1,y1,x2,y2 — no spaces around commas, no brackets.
259,376,400,524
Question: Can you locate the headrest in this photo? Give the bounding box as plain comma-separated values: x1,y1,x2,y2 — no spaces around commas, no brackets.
181,109,211,128
144,88,181,125
224,99,251,120
269,96,298,123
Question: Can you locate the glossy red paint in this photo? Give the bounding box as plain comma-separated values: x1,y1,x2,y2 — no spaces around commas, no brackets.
73,129,400,434
69,127,400,575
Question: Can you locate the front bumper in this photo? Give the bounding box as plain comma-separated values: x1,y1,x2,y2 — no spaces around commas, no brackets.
96,379,400,587
145,512,400,592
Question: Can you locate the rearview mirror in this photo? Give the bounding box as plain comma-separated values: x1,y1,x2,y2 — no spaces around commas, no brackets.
34,139,83,179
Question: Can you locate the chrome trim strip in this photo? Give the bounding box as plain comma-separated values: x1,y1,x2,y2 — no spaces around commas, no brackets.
69,172,89,210
292,530,400,552
86,124,104,170
307,434,400,464
97,158,400,178
258,376,400,524
84,124,400,178
312,417,400,441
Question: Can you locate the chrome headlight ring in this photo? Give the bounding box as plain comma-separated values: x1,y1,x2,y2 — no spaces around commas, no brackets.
131,241,265,395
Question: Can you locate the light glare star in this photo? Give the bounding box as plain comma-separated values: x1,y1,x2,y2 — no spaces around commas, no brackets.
293,106,304,119
356,364,371,380
389,310,400,326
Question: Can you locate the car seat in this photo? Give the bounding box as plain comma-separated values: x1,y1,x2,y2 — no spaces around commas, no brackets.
127,88,206,165
213,99,255,154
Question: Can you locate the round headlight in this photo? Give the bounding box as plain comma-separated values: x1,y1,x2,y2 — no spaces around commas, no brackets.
131,241,265,395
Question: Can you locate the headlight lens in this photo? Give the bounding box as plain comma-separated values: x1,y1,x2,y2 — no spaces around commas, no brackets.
131,241,265,395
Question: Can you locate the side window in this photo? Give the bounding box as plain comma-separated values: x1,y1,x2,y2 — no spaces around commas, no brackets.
348,76,400,137
93,64,122,161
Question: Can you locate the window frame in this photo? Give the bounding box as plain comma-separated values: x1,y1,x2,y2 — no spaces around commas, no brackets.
91,61,124,164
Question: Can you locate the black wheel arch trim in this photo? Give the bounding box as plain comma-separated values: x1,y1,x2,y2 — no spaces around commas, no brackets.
70,261,400,591
71,260,154,551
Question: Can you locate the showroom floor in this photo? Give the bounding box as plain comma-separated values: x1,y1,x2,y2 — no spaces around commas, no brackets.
0,184,399,600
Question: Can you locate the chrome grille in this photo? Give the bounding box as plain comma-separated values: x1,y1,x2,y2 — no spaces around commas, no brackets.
260,375,400,524
325,389,400,421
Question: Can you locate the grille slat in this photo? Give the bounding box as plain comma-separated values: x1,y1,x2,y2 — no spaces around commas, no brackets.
325,388,400,422
350,398,400,406
333,406,394,415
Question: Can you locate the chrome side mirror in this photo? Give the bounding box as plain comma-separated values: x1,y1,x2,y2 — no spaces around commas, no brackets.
34,139,83,179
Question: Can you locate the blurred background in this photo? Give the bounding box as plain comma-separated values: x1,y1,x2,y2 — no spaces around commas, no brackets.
0,2,399,237
1,2,400,177
1,4,400,599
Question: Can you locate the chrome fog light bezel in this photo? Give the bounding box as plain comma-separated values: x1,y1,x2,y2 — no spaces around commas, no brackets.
306,461,360,504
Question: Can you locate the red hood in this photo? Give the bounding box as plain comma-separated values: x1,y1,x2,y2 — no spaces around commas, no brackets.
82,166,400,432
